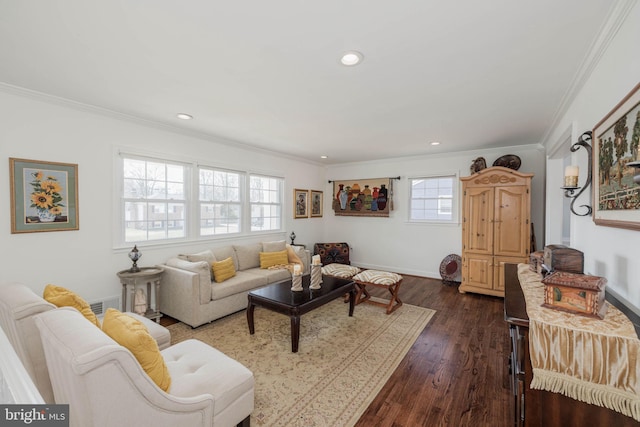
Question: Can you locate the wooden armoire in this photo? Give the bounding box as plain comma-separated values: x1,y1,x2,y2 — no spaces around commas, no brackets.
460,166,533,297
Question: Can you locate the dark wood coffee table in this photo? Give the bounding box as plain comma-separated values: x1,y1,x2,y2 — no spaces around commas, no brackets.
247,274,356,352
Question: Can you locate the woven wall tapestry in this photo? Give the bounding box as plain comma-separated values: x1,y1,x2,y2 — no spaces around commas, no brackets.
332,178,394,217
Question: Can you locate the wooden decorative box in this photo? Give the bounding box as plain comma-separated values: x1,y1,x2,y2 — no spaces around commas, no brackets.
529,251,544,274
541,271,607,319
543,244,584,274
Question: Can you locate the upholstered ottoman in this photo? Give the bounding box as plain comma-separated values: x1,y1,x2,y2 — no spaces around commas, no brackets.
352,270,403,314
321,263,361,279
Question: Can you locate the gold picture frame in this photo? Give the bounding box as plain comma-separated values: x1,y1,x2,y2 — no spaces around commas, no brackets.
294,188,308,218
310,190,323,217
10,158,79,233
592,82,640,230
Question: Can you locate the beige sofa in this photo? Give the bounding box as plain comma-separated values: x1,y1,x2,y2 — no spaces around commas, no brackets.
161,242,310,328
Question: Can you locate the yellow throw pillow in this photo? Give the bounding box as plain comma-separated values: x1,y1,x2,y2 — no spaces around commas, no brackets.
43,284,100,328
286,244,303,267
260,250,289,269
102,308,171,392
212,257,236,283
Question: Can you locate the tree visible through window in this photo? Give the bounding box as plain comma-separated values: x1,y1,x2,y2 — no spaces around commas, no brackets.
250,174,282,231
199,168,241,236
119,154,284,245
122,158,186,242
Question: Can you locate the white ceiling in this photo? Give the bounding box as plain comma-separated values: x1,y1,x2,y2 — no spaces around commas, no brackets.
0,1,615,164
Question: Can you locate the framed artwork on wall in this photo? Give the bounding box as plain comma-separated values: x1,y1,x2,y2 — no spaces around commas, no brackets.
294,188,308,218
592,82,640,230
331,177,395,217
9,158,79,233
310,190,323,217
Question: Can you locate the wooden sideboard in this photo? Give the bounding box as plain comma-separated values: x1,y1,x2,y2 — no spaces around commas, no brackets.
504,263,640,427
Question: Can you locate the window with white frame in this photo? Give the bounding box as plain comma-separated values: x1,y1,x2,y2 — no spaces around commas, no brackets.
119,153,284,245
198,168,242,236
249,174,282,231
409,175,457,222
122,157,187,243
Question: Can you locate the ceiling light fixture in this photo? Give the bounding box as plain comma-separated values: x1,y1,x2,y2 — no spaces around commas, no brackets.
430,141,441,146
340,51,363,66
176,113,193,120
320,155,328,159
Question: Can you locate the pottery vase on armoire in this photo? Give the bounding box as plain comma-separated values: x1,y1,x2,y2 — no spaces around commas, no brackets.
459,166,533,297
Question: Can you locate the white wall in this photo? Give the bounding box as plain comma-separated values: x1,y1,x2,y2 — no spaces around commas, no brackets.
0,88,546,303
543,3,640,310
323,145,546,278
0,89,326,302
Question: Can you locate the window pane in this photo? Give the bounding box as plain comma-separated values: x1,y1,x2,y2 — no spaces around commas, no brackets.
147,162,166,181
167,182,184,199
124,159,145,179
409,175,456,222
121,157,186,243
124,178,145,198
125,221,147,242
249,174,282,232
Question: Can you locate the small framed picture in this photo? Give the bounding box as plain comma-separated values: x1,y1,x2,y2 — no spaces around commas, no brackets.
294,188,308,218
10,158,79,233
310,190,323,217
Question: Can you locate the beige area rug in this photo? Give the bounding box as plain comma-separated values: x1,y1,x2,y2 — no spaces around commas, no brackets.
168,297,435,427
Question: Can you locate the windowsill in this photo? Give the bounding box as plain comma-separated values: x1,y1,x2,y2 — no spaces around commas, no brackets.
113,230,287,252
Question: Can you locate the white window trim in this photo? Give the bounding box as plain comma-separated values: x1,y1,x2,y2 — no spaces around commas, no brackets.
407,171,460,225
114,148,285,249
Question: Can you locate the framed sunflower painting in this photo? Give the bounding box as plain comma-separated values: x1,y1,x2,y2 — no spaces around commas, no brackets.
10,158,79,233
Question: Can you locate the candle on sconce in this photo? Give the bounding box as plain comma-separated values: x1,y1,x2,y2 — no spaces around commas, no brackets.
564,165,579,187
312,255,321,265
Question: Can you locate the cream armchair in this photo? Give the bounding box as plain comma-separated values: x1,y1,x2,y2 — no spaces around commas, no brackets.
0,282,171,404
35,307,254,427
0,282,56,402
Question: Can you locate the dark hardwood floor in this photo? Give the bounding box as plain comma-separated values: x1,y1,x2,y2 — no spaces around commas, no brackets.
161,275,511,427
354,275,510,427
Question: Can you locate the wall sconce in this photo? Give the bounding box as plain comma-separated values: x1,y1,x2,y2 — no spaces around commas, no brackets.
561,131,592,216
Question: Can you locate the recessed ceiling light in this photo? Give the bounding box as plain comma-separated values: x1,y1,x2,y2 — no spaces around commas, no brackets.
430,141,441,146
176,113,193,120
340,51,363,66
320,155,328,159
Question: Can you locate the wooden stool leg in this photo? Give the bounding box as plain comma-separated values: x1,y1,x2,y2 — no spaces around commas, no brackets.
355,282,371,305
384,281,403,314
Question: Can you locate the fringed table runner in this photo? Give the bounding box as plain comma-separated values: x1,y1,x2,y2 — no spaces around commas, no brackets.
517,264,640,421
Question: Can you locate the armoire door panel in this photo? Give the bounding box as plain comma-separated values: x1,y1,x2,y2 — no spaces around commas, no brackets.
463,187,494,255
494,256,528,291
464,254,493,290
494,186,529,257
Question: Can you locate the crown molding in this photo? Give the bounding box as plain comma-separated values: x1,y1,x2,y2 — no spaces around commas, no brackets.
541,0,636,147
0,82,325,167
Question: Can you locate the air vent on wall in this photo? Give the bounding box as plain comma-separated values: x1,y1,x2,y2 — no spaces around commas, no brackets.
89,296,120,316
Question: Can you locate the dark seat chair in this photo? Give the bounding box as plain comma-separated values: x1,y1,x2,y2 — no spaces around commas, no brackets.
313,242,351,265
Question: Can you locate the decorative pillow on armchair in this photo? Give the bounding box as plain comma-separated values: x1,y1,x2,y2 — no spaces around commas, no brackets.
43,284,101,327
313,243,351,265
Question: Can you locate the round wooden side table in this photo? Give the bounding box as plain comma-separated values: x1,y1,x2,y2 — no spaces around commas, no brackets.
116,266,164,322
